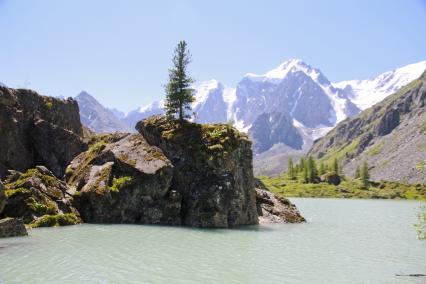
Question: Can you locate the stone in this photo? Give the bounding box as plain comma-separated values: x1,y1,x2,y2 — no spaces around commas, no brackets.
136,115,258,228
0,218,28,238
0,167,81,227
0,181,5,213
255,179,305,224
66,133,181,225
0,86,87,178
320,172,341,186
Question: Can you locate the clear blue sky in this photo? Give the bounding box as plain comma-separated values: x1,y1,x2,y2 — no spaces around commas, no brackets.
1,0,425,112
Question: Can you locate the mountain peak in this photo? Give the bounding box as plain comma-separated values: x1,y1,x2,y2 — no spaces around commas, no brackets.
244,58,325,84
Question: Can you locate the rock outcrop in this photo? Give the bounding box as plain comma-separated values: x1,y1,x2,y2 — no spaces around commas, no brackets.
0,87,87,178
0,166,81,227
136,116,259,227
66,133,181,225
255,179,305,223
0,218,27,238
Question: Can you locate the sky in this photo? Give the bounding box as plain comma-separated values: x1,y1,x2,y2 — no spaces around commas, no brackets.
0,0,426,112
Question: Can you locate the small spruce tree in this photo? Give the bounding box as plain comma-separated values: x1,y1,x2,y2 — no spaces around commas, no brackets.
287,158,295,180
303,165,309,183
319,162,325,176
360,161,370,189
307,156,317,183
164,41,195,122
332,158,339,174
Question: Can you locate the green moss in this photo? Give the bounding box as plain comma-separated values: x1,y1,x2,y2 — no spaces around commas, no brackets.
26,198,57,215
30,213,80,228
89,141,107,154
108,176,133,192
4,187,31,198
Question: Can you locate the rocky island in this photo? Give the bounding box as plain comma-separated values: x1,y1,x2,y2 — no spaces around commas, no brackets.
0,86,304,236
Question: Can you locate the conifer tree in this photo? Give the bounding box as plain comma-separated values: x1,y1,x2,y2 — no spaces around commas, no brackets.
287,158,295,180
355,166,361,179
319,162,325,176
164,41,195,122
361,162,370,189
307,156,317,183
303,165,309,183
332,158,339,174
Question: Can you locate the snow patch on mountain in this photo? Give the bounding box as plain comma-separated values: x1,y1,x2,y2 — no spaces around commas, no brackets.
334,60,426,110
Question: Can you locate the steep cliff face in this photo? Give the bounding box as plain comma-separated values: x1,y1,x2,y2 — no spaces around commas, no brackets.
0,87,87,178
136,116,259,227
66,133,181,225
309,71,426,183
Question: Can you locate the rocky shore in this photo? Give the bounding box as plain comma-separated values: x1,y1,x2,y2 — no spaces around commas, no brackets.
0,87,304,237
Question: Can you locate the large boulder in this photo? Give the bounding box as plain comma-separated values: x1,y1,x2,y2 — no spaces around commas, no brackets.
65,133,181,225
0,87,87,178
136,116,258,228
0,166,81,227
255,179,305,223
0,218,27,238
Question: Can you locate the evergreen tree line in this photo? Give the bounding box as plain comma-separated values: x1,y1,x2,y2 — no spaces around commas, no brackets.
287,157,370,188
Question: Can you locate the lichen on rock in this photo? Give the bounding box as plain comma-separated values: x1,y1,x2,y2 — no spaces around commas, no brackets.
66,133,181,225
0,166,81,227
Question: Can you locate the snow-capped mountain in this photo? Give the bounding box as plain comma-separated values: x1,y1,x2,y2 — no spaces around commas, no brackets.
120,59,426,163
333,60,426,110
122,80,235,128
232,59,359,131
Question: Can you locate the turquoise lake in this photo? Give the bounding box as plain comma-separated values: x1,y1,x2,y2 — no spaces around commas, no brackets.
0,198,425,284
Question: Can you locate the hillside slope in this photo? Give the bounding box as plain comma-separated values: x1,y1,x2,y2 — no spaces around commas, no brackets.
309,71,426,184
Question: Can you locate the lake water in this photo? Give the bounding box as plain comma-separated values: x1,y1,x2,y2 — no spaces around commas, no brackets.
0,198,425,284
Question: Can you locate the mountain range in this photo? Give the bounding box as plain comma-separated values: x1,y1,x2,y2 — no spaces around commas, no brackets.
73,59,426,174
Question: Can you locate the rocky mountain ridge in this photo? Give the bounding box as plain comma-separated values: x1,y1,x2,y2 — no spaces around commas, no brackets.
309,71,426,184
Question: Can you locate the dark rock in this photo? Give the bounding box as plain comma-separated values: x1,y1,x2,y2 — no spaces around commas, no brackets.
376,108,400,136
0,218,28,238
0,86,87,178
0,181,5,213
66,133,181,225
1,166,81,227
30,119,87,178
320,172,341,185
137,116,259,228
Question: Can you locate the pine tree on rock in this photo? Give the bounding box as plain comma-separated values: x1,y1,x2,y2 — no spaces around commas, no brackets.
164,41,195,122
